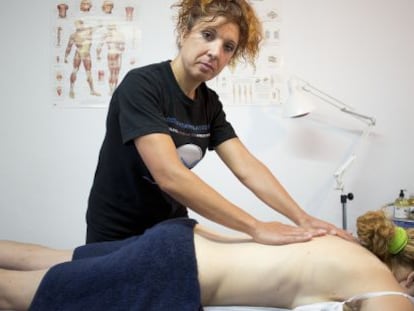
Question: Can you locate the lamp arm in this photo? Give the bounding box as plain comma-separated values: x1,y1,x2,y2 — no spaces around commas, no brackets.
288,76,376,191
338,108,376,126
333,154,356,191
301,83,376,126
287,76,377,229
332,123,374,191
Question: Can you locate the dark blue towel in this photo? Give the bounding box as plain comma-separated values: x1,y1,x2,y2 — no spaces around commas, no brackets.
29,218,202,311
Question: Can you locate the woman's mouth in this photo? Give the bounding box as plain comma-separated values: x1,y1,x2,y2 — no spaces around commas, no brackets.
199,62,214,73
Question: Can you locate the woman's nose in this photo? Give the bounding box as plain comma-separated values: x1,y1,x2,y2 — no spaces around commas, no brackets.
207,41,222,59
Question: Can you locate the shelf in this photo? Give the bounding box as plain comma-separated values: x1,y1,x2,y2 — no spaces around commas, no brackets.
393,218,414,228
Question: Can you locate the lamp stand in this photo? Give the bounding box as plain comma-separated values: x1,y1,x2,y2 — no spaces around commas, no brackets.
340,192,354,230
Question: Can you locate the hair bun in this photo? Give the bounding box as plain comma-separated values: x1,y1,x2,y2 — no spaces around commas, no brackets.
356,210,394,260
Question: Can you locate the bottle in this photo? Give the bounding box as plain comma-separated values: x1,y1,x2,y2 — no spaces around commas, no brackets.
394,189,410,219
408,193,414,220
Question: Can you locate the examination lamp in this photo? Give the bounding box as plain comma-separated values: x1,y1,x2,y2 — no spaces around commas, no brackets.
284,76,376,229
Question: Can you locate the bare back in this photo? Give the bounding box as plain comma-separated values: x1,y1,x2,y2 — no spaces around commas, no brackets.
194,227,405,309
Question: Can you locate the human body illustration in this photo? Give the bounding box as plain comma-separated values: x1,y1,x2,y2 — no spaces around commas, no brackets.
64,20,100,99
125,6,134,21
102,0,114,14
96,24,125,95
80,0,92,12
57,3,68,18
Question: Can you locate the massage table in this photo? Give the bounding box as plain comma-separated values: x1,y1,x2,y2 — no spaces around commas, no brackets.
207,292,414,311
206,307,288,310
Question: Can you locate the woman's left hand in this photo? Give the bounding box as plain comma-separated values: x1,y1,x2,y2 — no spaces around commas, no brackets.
298,215,356,242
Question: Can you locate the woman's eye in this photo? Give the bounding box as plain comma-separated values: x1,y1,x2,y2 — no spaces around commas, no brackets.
202,31,214,41
224,44,235,53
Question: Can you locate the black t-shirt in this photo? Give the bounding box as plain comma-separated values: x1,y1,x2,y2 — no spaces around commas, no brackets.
86,61,237,241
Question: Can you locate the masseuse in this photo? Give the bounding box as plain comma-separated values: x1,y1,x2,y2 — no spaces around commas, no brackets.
85,0,352,243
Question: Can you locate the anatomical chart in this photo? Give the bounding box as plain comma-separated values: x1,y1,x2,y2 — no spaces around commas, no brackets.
52,0,141,107
207,0,283,106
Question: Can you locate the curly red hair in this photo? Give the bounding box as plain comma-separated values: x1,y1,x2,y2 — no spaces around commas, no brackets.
171,0,263,67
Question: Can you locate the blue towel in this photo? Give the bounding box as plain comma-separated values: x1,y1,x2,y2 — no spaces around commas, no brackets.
29,218,203,311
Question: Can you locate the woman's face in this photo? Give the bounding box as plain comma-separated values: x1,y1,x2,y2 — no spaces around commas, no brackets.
177,16,239,83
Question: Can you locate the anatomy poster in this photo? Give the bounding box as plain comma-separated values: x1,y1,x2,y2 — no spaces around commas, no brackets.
207,0,283,106
52,0,141,107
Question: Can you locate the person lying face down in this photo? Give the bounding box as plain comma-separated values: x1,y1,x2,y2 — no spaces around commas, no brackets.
0,215,413,311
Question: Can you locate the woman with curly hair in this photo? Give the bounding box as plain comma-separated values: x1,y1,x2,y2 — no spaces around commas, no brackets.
85,0,352,245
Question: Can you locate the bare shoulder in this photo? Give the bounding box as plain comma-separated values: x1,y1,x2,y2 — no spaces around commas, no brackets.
307,234,379,260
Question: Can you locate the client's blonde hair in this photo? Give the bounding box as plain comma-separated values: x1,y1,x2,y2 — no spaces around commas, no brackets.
357,210,414,269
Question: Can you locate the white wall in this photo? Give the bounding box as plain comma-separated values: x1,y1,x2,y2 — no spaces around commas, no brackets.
1,0,413,248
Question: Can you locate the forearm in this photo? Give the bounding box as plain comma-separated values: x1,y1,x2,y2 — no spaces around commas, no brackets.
194,224,252,243
216,138,309,225
215,138,351,241
239,161,308,225
238,160,355,241
158,165,259,237
134,134,260,236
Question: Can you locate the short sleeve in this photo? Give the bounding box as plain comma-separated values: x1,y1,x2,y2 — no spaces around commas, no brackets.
117,70,170,144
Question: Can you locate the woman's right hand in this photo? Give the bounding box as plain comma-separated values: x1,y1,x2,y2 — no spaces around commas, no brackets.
250,221,321,245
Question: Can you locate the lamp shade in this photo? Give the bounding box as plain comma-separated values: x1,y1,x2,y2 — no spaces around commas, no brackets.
283,78,315,118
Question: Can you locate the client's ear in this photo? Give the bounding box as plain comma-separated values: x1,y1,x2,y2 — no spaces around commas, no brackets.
405,271,414,287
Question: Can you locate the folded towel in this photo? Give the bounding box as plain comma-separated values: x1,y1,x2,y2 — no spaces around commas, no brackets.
29,218,202,311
